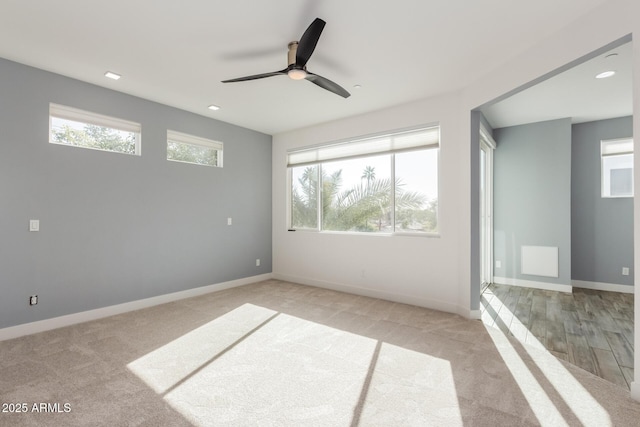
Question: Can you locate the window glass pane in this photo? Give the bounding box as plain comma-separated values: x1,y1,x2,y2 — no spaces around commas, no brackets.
287,126,441,235
322,155,392,232
611,168,633,196
166,130,222,168
167,141,220,167
50,116,137,155
291,165,319,229
602,153,633,197
395,149,438,233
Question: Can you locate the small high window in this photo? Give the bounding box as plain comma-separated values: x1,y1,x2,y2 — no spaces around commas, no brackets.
49,103,141,155
167,130,223,168
601,138,633,198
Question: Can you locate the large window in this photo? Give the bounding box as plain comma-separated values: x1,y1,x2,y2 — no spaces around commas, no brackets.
167,130,223,167
49,103,141,155
601,138,633,198
288,126,439,234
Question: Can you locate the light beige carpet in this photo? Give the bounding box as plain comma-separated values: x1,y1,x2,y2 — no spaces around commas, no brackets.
1,279,639,426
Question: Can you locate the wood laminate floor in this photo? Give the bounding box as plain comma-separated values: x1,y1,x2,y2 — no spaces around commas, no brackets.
481,283,634,390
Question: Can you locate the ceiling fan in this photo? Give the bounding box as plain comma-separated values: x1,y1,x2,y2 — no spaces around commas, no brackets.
222,18,350,98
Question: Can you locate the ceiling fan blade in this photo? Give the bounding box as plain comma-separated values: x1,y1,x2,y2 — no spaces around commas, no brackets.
305,72,351,98
222,69,287,83
296,18,326,67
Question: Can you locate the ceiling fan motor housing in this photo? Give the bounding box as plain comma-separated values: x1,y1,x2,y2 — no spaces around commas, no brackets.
287,41,299,67
286,41,307,79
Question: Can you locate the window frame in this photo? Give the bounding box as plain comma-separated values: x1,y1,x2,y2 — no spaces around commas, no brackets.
286,125,440,237
601,137,633,198
166,130,223,168
49,103,141,156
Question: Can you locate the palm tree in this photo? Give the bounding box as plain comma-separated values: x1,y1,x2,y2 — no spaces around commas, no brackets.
291,165,429,232
327,166,426,231
361,166,376,187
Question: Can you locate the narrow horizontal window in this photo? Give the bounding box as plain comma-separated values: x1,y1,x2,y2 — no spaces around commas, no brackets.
49,103,141,155
601,138,633,198
166,130,223,168
288,126,439,235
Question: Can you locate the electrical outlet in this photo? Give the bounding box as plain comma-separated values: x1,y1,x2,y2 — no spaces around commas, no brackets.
622,267,630,276
495,260,502,268
29,295,38,306
227,217,232,226
256,259,260,267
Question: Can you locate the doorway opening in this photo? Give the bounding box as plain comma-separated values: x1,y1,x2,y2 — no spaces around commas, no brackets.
474,36,634,390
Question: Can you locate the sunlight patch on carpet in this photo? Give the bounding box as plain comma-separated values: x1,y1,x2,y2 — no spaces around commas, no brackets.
128,304,464,426
127,304,277,394
359,342,463,426
163,313,377,426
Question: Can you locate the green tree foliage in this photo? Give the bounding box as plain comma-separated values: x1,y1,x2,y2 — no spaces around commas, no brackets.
291,166,320,228
167,142,218,166
52,123,136,154
292,165,437,232
396,199,438,232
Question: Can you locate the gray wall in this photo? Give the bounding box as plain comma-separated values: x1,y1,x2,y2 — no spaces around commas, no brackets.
493,118,572,286
0,58,272,329
571,116,634,286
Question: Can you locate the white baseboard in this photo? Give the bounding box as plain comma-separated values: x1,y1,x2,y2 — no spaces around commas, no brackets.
272,272,471,318
467,310,482,320
0,273,273,342
631,382,640,402
571,280,634,294
493,276,572,293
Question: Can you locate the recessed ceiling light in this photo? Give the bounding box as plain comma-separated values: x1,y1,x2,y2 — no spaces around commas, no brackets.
104,71,121,80
353,84,362,89
605,53,618,59
208,104,220,111
595,70,616,79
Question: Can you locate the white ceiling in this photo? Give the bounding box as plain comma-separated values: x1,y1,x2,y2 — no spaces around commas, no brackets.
0,0,617,135
482,41,633,129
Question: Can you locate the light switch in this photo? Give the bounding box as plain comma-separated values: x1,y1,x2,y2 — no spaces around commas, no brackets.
227,217,232,226
29,220,39,232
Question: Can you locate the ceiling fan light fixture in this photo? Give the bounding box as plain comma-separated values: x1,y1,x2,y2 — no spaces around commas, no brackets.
288,69,307,80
